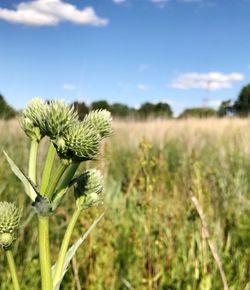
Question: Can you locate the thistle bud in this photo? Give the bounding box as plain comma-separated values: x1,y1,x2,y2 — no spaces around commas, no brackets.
0,202,21,250
74,169,103,210
21,98,47,141
42,100,78,140
54,122,101,162
83,110,112,138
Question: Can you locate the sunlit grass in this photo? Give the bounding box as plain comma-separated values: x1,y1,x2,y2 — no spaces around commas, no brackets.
0,118,249,289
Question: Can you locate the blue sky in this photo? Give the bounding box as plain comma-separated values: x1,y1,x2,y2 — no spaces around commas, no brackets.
0,0,249,115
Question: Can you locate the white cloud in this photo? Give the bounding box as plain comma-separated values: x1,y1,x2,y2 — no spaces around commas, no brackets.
138,64,149,72
182,0,202,2
151,0,169,3
151,0,170,8
137,83,150,91
0,0,108,26
209,99,223,109
112,0,127,4
62,84,77,91
172,72,244,91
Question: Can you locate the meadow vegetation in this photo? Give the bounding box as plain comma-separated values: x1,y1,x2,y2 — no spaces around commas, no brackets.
0,118,249,290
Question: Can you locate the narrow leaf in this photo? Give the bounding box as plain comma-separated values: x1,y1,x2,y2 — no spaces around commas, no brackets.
4,151,37,201
52,211,105,290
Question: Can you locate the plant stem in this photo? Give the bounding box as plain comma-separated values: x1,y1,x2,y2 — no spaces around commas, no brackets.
53,207,81,287
56,163,80,192
28,139,39,198
46,161,69,200
40,142,56,195
28,139,53,289
6,250,20,290
39,217,53,290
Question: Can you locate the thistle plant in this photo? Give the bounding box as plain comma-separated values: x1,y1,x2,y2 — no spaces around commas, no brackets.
1,98,112,290
0,202,21,290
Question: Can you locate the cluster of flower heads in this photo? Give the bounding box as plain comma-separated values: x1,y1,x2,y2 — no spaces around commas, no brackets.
21,98,112,162
74,169,104,210
0,202,21,250
21,98,112,209
0,99,112,250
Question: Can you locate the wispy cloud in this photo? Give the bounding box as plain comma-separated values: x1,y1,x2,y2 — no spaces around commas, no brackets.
137,83,150,91
0,0,108,26
138,64,149,72
112,0,127,4
182,0,202,3
62,84,77,91
172,72,244,90
209,99,223,109
150,0,170,8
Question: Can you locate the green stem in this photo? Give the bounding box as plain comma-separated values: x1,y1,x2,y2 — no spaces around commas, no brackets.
6,250,20,290
56,163,80,192
53,207,81,287
39,217,53,290
40,142,56,195
46,161,69,200
28,139,39,199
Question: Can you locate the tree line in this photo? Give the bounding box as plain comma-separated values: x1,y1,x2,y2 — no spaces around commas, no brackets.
1,83,250,119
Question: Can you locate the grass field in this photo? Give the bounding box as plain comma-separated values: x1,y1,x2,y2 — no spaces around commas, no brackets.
0,118,249,290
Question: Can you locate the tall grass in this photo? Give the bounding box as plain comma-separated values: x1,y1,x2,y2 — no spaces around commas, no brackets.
0,118,249,289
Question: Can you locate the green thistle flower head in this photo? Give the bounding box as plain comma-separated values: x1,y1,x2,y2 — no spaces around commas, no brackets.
74,169,104,210
54,121,101,162
21,98,47,141
83,109,112,138
0,202,21,249
42,100,78,140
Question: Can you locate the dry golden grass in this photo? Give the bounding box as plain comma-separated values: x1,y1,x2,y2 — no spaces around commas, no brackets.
0,117,249,289
112,117,250,153
2,117,250,155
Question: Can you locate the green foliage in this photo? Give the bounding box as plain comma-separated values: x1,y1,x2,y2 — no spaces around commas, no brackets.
218,100,233,117
91,100,111,111
72,100,173,119
72,101,89,120
233,83,250,116
0,95,16,120
138,102,173,118
110,103,131,117
0,119,249,289
179,107,218,118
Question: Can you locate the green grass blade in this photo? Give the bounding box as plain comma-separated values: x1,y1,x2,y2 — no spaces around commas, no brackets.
52,211,105,290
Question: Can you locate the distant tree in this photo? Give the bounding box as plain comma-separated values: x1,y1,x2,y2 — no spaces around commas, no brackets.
233,83,250,116
110,103,130,117
179,107,217,118
138,102,172,118
91,100,111,111
72,101,89,120
0,94,16,119
218,100,233,117
154,102,173,117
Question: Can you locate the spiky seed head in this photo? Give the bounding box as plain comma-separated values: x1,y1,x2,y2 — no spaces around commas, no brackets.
83,109,112,138
42,100,78,140
0,202,21,249
54,121,101,162
21,98,47,141
74,169,103,210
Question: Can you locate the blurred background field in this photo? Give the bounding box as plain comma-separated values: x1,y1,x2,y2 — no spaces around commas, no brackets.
0,118,249,290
